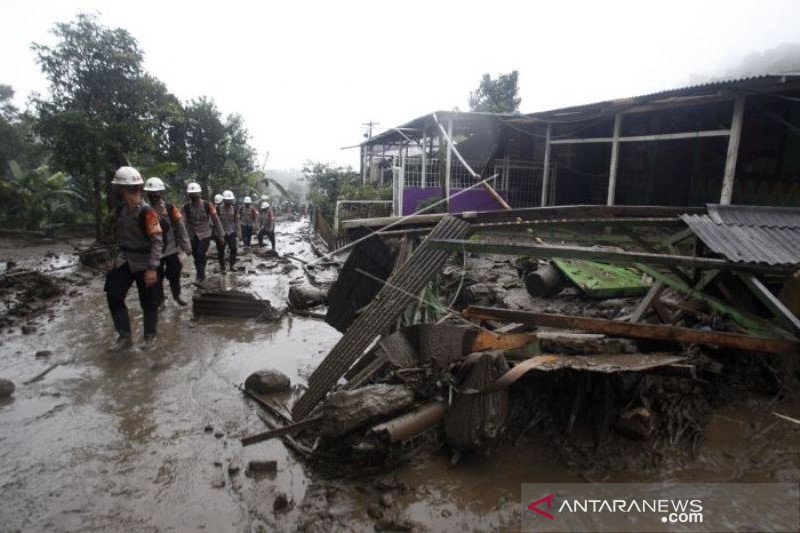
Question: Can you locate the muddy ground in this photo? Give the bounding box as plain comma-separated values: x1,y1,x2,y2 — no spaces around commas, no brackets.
1,219,799,532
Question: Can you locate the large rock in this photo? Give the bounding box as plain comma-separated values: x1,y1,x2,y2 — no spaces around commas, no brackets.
0,378,15,397
245,369,291,394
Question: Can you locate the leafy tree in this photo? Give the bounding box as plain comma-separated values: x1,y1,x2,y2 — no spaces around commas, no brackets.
303,161,390,220
31,13,178,240
0,162,81,230
468,70,521,113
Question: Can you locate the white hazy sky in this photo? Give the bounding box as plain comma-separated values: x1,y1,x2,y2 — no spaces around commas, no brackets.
2,0,799,169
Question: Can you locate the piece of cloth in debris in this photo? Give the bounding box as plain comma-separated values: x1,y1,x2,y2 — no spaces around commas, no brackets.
444,350,509,452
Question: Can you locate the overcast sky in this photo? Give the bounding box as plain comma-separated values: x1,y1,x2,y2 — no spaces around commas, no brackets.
2,0,799,169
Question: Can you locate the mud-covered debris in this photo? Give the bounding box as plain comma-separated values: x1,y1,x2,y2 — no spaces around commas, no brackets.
34,350,53,358
228,456,242,476
213,430,224,439
0,378,15,397
21,324,36,335
288,285,328,309
320,384,415,439
380,493,394,508
204,424,213,433
210,469,225,489
537,332,637,355
273,492,291,513
247,459,277,475
193,289,279,320
245,368,291,394
615,406,654,441
444,351,510,452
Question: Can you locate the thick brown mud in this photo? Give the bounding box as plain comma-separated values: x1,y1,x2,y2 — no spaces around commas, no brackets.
1,220,799,532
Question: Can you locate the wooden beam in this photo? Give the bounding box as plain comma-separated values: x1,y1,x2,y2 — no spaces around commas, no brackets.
241,416,324,447
462,306,800,355
549,129,731,145
629,281,666,323
472,216,684,233
720,95,746,205
737,273,800,337
427,238,791,274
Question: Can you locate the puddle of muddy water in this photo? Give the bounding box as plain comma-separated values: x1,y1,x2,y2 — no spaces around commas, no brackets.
0,219,799,532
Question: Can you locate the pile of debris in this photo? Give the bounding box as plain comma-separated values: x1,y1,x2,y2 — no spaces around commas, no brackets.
240,204,800,473
0,269,64,327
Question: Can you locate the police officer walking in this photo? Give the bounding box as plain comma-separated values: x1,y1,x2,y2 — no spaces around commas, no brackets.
240,196,258,249
106,166,163,351
257,201,276,250
183,182,224,281
217,190,241,273
144,177,191,307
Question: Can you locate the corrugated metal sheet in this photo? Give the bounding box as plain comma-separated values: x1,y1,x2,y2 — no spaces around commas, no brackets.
682,211,800,266
528,74,800,118
707,204,800,229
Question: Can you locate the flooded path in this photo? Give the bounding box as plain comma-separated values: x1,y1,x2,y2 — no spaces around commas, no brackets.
1,219,799,532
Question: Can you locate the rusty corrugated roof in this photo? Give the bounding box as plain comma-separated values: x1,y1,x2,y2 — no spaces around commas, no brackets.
682,205,800,266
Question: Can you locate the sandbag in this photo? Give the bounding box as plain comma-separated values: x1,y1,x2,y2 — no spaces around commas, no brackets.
320,384,415,439
444,350,509,452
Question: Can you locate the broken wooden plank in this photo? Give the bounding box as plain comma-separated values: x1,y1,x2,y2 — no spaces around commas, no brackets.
241,416,323,447
629,281,666,322
292,216,471,419
462,306,800,355
736,273,800,338
428,238,790,274
636,264,783,338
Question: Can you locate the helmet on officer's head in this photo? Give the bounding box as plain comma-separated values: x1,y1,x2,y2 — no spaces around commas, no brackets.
261,202,270,209
187,182,202,194
112,166,143,186
222,190,235,201
214,194,223,204
243,196,252,204
144,177,165,192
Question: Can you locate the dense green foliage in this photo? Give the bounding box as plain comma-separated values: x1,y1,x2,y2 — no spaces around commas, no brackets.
468,70,522,113
1,13,260,240
304,162,391,221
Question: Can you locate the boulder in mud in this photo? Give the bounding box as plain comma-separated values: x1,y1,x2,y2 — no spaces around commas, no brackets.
288,285,328,309
0,378,14,397
245,368,291,394
320,384,415,439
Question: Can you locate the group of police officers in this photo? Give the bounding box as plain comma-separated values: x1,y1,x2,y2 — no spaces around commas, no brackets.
106,165,277,351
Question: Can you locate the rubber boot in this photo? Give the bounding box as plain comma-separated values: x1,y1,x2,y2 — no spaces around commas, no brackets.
141,309,158,350
172,285,188,307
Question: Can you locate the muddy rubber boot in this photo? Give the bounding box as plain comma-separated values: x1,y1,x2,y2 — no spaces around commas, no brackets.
141,335,156,351
109,334,133,353
172,287,188,307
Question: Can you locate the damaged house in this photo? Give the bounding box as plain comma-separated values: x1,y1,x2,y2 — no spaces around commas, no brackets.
358,74,800,217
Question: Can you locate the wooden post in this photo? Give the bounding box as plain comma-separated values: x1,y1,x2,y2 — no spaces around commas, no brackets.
720,95,746,205
541,122,552,206
606,114,622,205
445,117,453,212
421,130,427,188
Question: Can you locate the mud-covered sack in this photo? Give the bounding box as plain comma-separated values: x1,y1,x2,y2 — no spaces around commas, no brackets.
320,384,415,439
444,350,510,452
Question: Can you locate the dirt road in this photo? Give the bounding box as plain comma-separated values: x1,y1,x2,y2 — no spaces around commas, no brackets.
1,219,798,532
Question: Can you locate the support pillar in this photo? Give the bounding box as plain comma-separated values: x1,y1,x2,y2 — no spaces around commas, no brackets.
606,114,622,205
540,123,552,206
720,95,746,205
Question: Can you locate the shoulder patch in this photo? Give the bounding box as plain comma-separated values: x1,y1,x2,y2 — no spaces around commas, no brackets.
144,209,163,236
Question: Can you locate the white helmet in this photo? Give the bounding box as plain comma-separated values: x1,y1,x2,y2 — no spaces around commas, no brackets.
222,190,235,201
214,194,223,204
112,166,143,186
260,194,268,201
144,177,165,192
187,182,202,194
243,196,252,204
261,202,270,209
